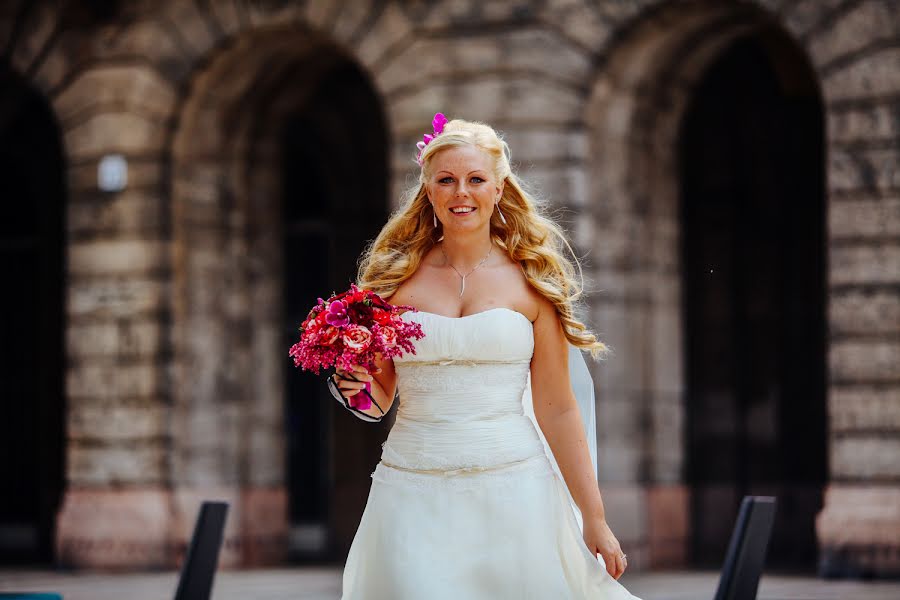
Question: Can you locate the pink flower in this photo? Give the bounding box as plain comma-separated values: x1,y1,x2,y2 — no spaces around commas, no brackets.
378,325,398,349
432,112,447,134
325,299,350,327
415,112,448,165
342,324,373,351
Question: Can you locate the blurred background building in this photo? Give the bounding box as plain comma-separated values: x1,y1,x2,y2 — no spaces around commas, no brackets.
0,0,897,579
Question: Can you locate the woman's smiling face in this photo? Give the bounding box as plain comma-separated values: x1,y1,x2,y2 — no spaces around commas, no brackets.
426,145,503,234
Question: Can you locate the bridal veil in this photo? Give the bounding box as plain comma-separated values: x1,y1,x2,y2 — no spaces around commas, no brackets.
521,344,598,532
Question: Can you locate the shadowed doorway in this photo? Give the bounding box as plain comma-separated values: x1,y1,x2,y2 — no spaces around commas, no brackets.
281,62,391,562
0,64,66,564
680,35,826,571
168,28,392,565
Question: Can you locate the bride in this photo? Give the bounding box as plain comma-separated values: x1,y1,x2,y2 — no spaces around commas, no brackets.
331,113,642,599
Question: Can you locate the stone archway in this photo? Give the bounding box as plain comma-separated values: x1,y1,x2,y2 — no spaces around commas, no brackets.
35,0,411,571
680,33,826,569
0,62,66,564
168,26,391,564
584,1,827,570
273,65,394,561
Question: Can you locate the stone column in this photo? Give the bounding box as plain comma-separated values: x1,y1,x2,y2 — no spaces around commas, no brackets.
808,0,900,578
55,65,176,568
815,131,900,576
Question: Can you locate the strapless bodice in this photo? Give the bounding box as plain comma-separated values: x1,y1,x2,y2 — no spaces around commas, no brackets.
379,308,546,471
393,307,534,365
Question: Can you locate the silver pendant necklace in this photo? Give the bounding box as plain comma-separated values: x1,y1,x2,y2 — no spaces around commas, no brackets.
440,241,493,297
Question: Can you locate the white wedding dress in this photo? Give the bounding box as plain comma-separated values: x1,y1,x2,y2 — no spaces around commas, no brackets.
340,307,642,599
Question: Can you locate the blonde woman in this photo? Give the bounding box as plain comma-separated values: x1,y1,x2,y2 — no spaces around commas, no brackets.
332,113,641,599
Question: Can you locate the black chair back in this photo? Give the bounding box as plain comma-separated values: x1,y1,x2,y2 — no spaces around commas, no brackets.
173,501,229,600
713,495,777,600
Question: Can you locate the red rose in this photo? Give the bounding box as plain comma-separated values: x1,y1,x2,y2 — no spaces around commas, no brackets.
373,309,394,325
342,324,373,351
319,325,340,345
378,325,398,348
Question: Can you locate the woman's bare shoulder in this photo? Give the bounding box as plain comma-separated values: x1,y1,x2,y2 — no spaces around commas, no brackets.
383,271,427,309
487,256,543,321
385,247,443,307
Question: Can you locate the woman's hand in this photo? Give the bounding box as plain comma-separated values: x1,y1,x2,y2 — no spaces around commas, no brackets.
331,363,381,397
582,516,627,580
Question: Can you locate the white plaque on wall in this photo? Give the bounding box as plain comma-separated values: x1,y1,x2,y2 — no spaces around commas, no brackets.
98,154,128,192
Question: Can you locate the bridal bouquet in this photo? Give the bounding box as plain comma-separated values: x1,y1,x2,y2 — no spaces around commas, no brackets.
288,284,424,419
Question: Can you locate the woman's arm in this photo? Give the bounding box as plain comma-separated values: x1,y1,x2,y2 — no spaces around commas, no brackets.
530,296,605,519
530,295,626,579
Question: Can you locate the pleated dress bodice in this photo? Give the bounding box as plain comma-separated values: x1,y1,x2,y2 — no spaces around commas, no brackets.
379,307,546,471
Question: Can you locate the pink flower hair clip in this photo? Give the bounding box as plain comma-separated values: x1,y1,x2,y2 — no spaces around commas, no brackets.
415,112,448,166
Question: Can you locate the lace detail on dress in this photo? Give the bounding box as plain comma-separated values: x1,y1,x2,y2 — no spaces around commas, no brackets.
395,361,530,394
370,453,556,494
380,436,547,471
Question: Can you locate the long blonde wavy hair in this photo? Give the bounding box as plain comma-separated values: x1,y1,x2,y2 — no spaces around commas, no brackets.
356,116,610,360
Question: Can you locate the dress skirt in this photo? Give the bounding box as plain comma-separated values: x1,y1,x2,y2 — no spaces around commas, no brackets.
340,453,641,600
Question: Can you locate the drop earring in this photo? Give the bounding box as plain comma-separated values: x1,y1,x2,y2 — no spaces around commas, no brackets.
432,204,443,240
496,203,507,225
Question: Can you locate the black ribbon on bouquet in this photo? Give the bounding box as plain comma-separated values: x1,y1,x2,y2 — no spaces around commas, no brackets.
327,371,387,422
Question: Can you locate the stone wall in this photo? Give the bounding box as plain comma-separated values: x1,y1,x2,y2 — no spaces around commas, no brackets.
807,0,900,576
0,0,897,575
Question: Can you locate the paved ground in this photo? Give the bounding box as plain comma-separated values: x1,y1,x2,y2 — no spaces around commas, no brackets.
2,567,899,599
